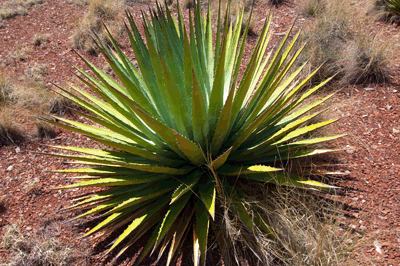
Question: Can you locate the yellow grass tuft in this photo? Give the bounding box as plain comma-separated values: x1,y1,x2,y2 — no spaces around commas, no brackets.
72,0,126,55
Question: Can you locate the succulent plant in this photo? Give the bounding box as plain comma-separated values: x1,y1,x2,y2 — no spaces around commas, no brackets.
385,0,400,15
42,1,341,265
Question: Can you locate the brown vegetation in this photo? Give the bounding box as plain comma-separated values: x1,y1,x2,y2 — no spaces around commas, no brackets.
72,0,126,55
0,72,72,146
1,223,88,266
297,0,391,87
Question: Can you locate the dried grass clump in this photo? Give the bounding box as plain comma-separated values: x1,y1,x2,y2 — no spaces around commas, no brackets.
297,0,391,87
9,44,30,61
67,0,88,5
0,107,24,146
72,0,125,55
0,72,73,146
1,223,88,266
0,0,43,20
33,34,49,48
300,0,327,17
25,63,48,83
0,75,13,104
23,177,42,195
215,184,356,266
298,1,352,85
340,33,391,85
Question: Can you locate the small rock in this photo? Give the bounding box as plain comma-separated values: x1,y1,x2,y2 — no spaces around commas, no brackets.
6,165,13,171
393,128,400,134
26,226,32,231
364,87,374,91
374,240,382,254
15,147,20,153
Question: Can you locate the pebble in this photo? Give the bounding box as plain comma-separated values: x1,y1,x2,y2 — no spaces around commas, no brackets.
6,165,13,171
364,87,374,91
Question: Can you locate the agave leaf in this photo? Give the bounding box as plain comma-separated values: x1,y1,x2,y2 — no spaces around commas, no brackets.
61,176,167,188
231,113,333,159
211,147,232,170
42,117,167,163
108,181,179,214
153,192,192,253
170,172,201,204
44,153,193,175
198,181,216,219
194,199,210,266
66,186,142,210
84,202,149,237
230,200,255,232
297,180,339,189
73,192,136,220
166,203,195,266
107,196,168,253
211,83,235,156
217,165,282,176
192,69,209,148
174,130,205,165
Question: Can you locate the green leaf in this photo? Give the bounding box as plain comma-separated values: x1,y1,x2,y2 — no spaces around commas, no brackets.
170,172,200,204
107,196,168,252
211,147,232,170
194,199,210,266
174,130,205,165
198,181,216,219
217,165,282,176
153,192,192,252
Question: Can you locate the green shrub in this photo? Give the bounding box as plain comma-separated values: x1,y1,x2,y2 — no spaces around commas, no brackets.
45,1,343,264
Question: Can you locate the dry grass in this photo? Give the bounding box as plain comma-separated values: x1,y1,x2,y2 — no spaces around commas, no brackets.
1,223,88,266
23,177,42,195
9,44,30,61
0,71,73,146
67,0,88,5
299,0,327,17
296,0,391,87
24,63,48,83
216,184,358,266
0,107,24,146
339,32,391,85
296,0,352,86
72,0,126,55
33,34,49,48
0,0,43,20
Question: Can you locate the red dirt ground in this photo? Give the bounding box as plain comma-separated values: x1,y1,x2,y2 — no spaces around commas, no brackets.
1,0,400,265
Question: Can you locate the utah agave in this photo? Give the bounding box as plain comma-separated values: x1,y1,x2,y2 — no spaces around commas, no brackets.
43,1,342,265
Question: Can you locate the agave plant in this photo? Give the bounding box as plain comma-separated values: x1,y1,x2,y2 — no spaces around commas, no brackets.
385,0,400,15
43,1,341,265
